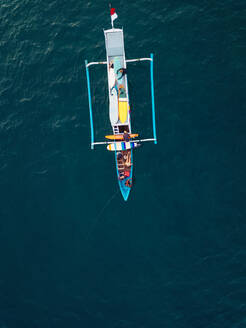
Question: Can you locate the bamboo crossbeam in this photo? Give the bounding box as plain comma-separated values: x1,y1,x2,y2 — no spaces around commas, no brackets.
86,61,107,67
92,138,156,146
126,58,152,63
85,58,152,68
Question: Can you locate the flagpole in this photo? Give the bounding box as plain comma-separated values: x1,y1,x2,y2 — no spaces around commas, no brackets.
109,3,114,28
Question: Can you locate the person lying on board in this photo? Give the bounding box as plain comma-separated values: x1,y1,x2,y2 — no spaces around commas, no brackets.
119,84,126,97
117,67,127,79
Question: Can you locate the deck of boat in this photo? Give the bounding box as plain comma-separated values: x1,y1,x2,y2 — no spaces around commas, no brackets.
105,28,130,129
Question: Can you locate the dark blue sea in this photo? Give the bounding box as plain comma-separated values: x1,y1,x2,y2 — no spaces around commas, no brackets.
1,0,246,327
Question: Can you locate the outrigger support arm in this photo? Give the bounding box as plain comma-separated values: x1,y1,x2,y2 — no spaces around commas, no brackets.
92,138,156,146
86,58,151,67
85,60,95,149
86,61,107,68
126,58,152,63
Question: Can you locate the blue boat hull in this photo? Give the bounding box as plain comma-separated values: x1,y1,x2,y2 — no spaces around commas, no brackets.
114,150,133,201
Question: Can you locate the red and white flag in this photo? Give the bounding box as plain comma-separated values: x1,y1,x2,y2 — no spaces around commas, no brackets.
110,7,118,24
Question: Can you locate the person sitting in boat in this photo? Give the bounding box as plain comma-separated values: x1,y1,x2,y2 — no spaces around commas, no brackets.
117,67,127,79
123,131,130,142
118,172,125,180
117,152,123,160
125,152,132,167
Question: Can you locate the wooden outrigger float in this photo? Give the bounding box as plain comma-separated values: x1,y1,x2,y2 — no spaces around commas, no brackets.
85,7,157,201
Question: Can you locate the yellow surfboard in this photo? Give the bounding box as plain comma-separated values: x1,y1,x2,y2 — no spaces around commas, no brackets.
118,100,128,123
105,134,139,140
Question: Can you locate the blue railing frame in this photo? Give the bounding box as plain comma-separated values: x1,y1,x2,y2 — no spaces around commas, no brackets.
85,60,95,149
150,53,157,144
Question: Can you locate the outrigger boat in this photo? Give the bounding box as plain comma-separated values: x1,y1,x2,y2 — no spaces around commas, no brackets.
85,7,157,201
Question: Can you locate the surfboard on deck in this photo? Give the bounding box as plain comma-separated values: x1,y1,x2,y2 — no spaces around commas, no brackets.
119,99,128,123
107,142,139,151
109,87,118,125
109,67,116,89
105,134,139,140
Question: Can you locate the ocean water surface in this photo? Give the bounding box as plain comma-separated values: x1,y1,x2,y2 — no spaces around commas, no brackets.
0,0,246,327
